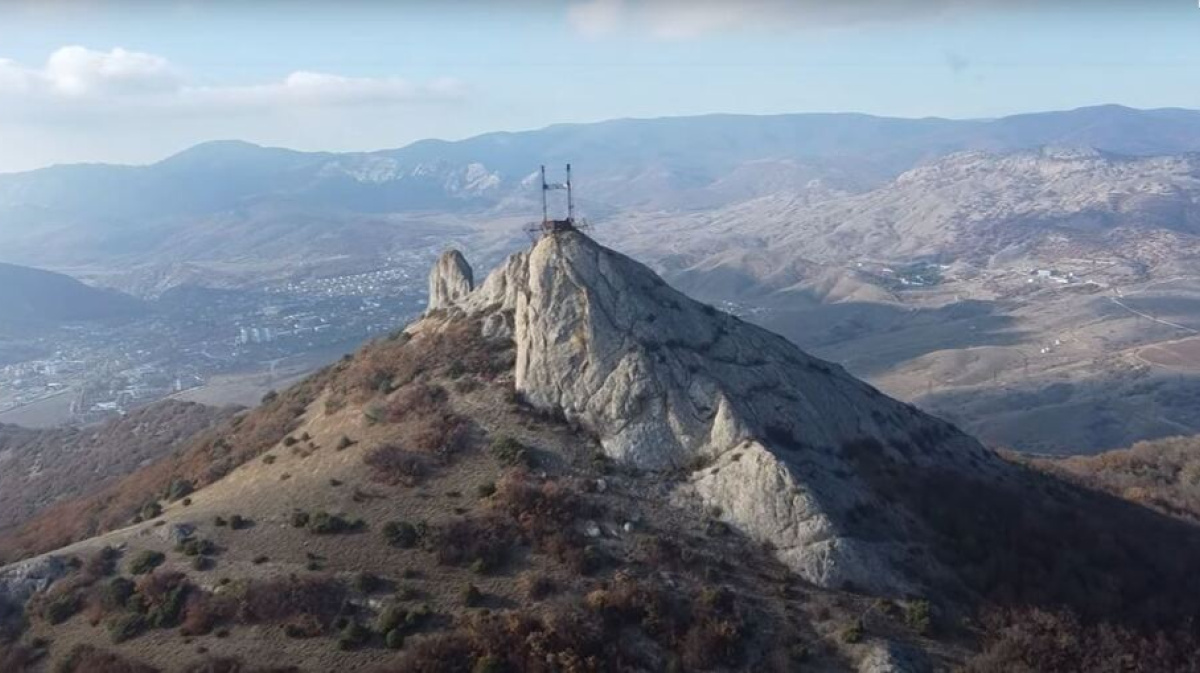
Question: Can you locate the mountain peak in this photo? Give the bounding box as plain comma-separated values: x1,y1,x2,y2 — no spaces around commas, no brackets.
431,229,994,592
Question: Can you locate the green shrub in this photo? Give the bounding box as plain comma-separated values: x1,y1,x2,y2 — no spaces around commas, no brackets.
363,404,385,425
472,655,506,673
128,551,165,575
141,502,163,521
108,613,146,643
177,538,216,557
904,599,932,635
353,572,386,594
476,482,497,498
98,577,136,610
307,511,364,535
841,620,864,644
146,583,188,629
462,584,483,607
43,592,81,624
191,556,215,572
229,514,250,530
490,436,530,467
290,510,311,528
338,622,371,650
385,628,405,650
213,516,228,527
166,479,194,501
336,435,356,451
376,604,407,633
383,521,420,548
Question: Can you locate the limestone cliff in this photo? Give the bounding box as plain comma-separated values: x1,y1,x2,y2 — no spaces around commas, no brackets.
435,230,1000,593
427,249,474,312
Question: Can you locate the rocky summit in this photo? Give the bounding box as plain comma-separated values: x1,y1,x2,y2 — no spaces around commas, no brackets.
431,229,996,593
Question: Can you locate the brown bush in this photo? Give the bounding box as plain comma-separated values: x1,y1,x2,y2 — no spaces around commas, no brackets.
492,471,598,572
517,572,557,601
364,445,435,486
425,517,517,572
965,607,1200,673
234,576,346,628
180,591,237,636
385,382,448,422
1047,436,1200,522
386,574,750,673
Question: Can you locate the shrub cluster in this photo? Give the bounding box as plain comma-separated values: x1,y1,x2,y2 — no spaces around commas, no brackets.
291,510,365,535
384,573,748,672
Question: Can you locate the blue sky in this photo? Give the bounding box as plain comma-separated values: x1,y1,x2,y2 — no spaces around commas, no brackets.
0,1,1197,172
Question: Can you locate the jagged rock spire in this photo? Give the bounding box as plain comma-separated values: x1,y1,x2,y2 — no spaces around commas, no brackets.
427,249,474,312
432,230,997,594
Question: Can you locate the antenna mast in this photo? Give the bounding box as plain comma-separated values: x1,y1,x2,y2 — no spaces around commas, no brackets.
528,163,587,238
566,163,574,222
540,165,549,224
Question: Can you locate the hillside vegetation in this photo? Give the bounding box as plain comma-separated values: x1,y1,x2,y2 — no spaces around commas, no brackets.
1037,436,1200,522
0,401,237,536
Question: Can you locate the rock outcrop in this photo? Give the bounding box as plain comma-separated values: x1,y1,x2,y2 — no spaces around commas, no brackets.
0,554,69,607
434,230,1001,593
427,249,474,312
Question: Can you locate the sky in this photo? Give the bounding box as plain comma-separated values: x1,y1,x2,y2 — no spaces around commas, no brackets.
0,0,1198,172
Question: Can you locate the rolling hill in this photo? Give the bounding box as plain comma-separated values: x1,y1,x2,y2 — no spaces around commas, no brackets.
0,263,146,334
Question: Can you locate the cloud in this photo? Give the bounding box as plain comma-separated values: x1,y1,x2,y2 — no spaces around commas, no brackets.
44,46,181,96
186,72,465,110
0,46,464,117
565,0,1044,40
567,0,625,38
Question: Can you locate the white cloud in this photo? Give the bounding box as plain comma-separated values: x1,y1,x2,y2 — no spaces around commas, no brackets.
0,46,464,117
188,71,464,110
567,0,625,38
565,0,1028,40
43,46,180,97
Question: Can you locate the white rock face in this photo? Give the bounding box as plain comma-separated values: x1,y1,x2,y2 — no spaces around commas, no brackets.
0,554,69,606
427,250,474,312
436,230,999,593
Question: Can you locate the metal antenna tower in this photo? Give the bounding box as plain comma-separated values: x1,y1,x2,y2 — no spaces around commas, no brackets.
530,163,587,238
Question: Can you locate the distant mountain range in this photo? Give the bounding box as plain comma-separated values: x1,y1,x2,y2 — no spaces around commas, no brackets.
5,105,1200,277
0,263,145,333
608,146,1200,301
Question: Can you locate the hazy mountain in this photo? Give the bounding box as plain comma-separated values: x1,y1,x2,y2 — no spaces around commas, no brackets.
5,105,1200,273
0,263,146,333
610,147,1200,300
3,230,1200,671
